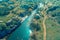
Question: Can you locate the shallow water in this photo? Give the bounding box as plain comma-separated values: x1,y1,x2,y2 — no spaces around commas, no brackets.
7,9,37,40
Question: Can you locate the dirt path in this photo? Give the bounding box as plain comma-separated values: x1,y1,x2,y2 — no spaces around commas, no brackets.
43,15,47,40
41,11,47,40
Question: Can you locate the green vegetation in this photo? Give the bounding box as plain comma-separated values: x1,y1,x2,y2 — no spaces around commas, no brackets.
46,18,60,40
0,0,60,40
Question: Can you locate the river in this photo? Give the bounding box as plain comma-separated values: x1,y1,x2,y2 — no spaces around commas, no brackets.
6,2,42,40
7,9,37,40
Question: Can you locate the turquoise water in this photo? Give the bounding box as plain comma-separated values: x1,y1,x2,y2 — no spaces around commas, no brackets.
0,0,2,1
7,9,37,40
